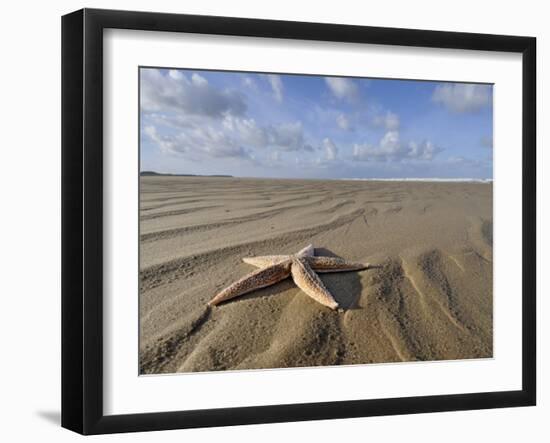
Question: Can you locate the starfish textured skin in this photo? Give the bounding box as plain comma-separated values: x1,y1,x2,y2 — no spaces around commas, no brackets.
208,245,368,310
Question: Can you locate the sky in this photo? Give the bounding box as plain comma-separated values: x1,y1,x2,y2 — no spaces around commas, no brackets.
140,67,493,179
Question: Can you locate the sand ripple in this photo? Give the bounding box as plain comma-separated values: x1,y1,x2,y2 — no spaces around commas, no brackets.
139,177,493,374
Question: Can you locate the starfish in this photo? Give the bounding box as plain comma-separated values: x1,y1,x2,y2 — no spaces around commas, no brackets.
208,245,369,310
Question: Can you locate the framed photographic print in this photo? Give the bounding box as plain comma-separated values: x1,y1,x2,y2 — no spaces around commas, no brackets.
61,8,536,435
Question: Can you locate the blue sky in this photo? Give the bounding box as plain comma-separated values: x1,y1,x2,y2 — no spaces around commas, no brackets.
140,68,493,179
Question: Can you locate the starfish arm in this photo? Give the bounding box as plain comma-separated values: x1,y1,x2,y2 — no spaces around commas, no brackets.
305,256,369,273
242,255,290,268
290,258,339,310
208,261,291,306
296,244,315,257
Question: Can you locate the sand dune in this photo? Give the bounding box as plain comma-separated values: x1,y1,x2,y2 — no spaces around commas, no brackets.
139,177,493,374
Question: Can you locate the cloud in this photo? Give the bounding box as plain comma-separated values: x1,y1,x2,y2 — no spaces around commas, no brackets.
140,68,246,118
353,130,442,162
432,83,492,113
336,114,352,131
373,110,400,130
268,121,313,151
266,74,284,103
222,115,269,148
222,116,312,151
325,77,359,102
143,125,181,155
242,76,258,91
168,69,183,80
145,109,314,164
141,68,318,164
407,140,441,160
143,122,251,160
323,138,338,160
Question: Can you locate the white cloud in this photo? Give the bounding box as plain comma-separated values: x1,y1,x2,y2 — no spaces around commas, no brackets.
191,73,208,87
325,77,359,102
143,122,251,160
143,125,181,155
168,69,183,80
222,115,269,148
379,130,401,153
222,117,312,151
323,138,338,161
267,74,284,103
336,114,352,131
140,68,246,118
373,110,400,130
144,110,313,164
142,69,314,160
407,140,440,161
432,83,492,113
242,76,258,91
268,121,313,151
353,131,442,162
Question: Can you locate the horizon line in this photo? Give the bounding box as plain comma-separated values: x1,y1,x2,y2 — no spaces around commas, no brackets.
140,171,492,182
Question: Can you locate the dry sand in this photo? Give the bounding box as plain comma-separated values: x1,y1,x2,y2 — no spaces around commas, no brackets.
139,177,493,374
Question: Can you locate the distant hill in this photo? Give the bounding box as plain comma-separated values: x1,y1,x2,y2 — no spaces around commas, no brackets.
140,171,233,178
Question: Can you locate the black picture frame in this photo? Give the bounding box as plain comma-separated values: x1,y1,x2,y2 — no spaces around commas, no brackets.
61,8,536,435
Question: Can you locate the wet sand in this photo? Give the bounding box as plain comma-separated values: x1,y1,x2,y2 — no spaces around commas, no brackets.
139,177,493,374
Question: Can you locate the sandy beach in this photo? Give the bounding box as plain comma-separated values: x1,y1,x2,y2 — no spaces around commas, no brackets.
139,176,493,374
